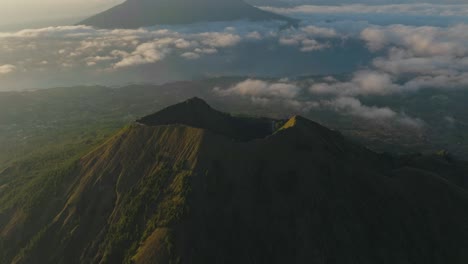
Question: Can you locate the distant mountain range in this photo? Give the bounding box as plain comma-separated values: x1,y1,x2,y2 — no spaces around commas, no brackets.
3,98,468,263
80,0,297,29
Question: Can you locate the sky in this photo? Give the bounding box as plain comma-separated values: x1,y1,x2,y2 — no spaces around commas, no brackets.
1,0,468,27
0,0,124,27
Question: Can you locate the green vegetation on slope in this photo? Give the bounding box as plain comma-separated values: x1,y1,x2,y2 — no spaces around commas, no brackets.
1,98,468,264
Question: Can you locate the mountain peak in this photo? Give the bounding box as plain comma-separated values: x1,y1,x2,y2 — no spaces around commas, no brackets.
137,98,278,141
279,115,330,134
137,97,217,126
280,115,308,130
184,97,211,109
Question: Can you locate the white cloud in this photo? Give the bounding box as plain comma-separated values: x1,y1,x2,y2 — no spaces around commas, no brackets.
310,71,399,96
300,39,330,52
194,48,218,54
215,79,301,99
325,97,396,119
246,31,263,40
213,79,321,114
278,25,338,52
0,25,237,71
301,25,338,38
0,25,98,38
322,97,424,128
214,79,424,129
306,21,468,96
2,21,329,72
114,39,173,68
261,4,468,17
361,24,468,56
279,35,330,52
0,64,16,75
181,52,201,60
1,3,467,97
356,24,468,92
198,32,242,48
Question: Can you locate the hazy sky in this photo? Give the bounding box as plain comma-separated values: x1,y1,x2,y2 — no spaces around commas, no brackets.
0,0,124,26
1,0,468,27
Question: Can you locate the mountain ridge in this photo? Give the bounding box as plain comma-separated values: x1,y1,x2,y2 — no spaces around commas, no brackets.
2,98,468,264
137,97,283,141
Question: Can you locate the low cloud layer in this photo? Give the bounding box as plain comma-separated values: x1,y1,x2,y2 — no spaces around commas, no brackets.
308,23,468,96
0,64,16,75
261,4,468,17
213,78,424,129
1,3,468,127
323,97,424,128
310,71,398,96
0,21,341,77
214,79,301,99
2,3,468,92
0,25,249,70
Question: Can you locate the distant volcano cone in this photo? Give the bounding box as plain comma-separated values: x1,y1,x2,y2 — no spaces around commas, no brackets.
79,0,297,28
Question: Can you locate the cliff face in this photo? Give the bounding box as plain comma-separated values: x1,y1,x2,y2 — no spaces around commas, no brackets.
79,0,296,29
4,98,468,264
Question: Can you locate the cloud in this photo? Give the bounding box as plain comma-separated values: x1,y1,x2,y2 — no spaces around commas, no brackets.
301,25,338,38
278,25,339,52
214,79,424,129
361,24,468,56
246,31,263,40
114,39,172,68
198,32,242,47
181,52,201,60
0,20,339,72
0,25,227,70
261,4,468,17
325,97,396,119
361,24,468,83
215,79,301,99
322,97,424,128
214,79,323,113
307,21,468,96
359,24,468,92
1,3,467,97
0,64,16,75
310,71,399,96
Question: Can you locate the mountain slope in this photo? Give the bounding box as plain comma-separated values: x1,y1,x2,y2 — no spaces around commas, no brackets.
80,0,297,29
2,98,468,263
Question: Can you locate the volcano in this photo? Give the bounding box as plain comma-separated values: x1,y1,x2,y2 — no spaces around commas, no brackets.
3,98,468,264
79,0,297,29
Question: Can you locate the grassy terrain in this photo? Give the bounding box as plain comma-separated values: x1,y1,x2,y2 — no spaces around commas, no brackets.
0,80,467,248
1,99,468,263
